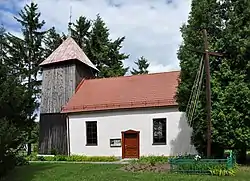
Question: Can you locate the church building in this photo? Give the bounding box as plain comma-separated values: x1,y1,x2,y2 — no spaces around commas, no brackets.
38,36,196,158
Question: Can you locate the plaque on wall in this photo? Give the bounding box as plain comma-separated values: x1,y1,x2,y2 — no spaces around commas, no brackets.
110,139,121,147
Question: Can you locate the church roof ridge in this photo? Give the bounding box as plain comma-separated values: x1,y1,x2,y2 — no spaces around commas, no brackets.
61,71,180,113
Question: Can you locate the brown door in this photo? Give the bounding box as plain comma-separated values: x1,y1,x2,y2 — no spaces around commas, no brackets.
122,130,140,159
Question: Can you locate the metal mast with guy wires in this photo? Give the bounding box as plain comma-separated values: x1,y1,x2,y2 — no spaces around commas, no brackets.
68,6,72,37
186,29,224,157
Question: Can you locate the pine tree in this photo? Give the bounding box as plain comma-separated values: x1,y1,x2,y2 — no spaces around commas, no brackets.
44,27,63,58
130,56,149,75
99,36,129,77
0,25,7,66
0,25,34,174
176,0,250,160
85,14,110,72
71,16,91,50
8,2,46,155
74,14,129,77
0,57,33,174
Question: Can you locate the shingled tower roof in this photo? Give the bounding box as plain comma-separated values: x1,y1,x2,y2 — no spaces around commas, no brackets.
39,37,98,71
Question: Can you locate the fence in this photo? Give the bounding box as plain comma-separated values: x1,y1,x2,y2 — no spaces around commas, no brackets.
168,151,236,174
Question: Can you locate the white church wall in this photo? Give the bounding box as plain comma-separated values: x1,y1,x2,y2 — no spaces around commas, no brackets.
68,107,197,157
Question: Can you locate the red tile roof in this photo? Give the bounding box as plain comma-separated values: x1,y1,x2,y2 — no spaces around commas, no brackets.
39,37,98,71
61,71,180,113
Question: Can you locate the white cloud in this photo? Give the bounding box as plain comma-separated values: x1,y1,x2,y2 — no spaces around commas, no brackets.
0,0,192,122
2,0,191,73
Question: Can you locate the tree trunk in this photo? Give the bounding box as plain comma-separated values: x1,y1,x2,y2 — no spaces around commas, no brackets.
237,147,247,164
27,130,32,155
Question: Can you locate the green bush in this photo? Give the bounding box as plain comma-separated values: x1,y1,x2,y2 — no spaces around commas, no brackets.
26,154,119,162
37,156,46,161
209,165,237,176
66,155,118,162
15,155,29,166
50,148,59,155
0,154,17,177
55,155,67,161
43,156,55,161
132,156,169,165
26,153,38,161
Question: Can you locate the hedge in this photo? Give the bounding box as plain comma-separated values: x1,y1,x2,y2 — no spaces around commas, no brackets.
26,154,119,162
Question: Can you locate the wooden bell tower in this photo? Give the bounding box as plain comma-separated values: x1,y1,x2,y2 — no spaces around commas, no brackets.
38,36,98,155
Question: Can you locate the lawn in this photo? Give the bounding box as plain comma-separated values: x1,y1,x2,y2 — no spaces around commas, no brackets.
2,163,250,181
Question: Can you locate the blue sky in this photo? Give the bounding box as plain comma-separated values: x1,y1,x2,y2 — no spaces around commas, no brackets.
0,0,191,122
0,0,191,73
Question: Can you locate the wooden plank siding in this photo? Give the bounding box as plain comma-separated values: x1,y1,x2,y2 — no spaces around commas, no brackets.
40,62,76,113
75,61,96,87
39,59,95,155
39,113,68,155
40,60,95,113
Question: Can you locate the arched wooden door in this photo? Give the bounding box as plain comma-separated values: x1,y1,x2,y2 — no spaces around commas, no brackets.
122,130,140,159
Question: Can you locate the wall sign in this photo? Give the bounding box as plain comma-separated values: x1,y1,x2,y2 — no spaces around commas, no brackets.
110,139,121,147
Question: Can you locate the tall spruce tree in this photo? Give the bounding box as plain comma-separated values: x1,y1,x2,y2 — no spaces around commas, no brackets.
176,0,250,161
72,14,129,77
85,14,111,73
130,56,150,75
0,63,29,175
0,25,5,62
100,36,129,77
71,16,91,50
8,2,46,155
0,25,34,175
44,27,63,58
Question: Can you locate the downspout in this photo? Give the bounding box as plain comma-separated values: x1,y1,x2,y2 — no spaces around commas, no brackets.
66,114,70,156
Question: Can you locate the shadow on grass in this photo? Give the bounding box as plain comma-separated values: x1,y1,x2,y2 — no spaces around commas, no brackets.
1,163,57,181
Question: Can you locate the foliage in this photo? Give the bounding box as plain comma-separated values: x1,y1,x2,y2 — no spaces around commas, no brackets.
50,148,59,156
0,28,33,174
44,14,130,78
0,120,23,177
71,14,129,78
71,16,91,50
15,155,29,166
67,155,118,162
209,167,236,176
13,2,46,80
0,2,46,177
176,0,250,158
6,2,46,155
130,56,150,75
132,156,169,165
26,154,119,162
43,27,63,58
0,25,6,62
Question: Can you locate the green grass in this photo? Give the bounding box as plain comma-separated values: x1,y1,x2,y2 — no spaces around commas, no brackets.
2,163,250,181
